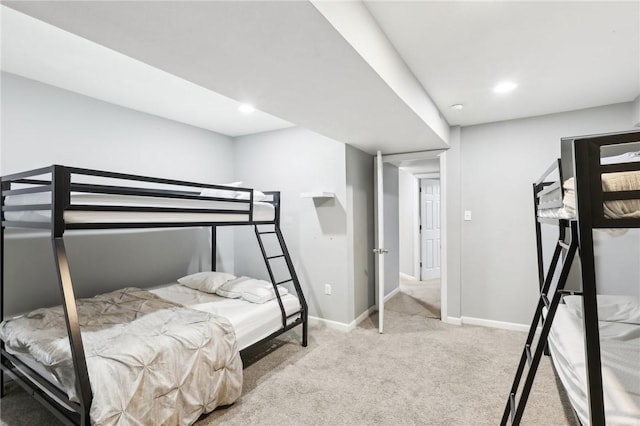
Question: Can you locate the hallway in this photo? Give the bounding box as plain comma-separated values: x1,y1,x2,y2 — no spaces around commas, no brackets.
385,277,441,319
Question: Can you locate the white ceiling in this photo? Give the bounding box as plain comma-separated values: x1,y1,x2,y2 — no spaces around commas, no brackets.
1,1,448,154
2,1,638,154
0,6,293,137
365,1,640,127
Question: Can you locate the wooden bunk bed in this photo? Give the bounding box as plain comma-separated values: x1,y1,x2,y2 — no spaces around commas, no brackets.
502,130,640,425
0,165,309,425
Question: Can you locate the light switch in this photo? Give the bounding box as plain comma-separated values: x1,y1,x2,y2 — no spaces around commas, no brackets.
464,210,472,221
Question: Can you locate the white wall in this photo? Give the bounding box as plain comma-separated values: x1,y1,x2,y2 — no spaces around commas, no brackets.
232,127,352,324
444,127,462,319
383,163,400,296
632,95,640,127
398,168,419,279
459,102,636,325
1,72,236,315
346,145,375,319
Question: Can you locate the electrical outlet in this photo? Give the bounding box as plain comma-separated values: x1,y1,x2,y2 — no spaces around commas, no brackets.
464,210,472,221
324,284,332,295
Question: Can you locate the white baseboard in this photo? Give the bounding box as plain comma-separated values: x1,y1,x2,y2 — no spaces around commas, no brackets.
355,305,377,325
443,316,462,326
399,272,417,281
309,304,377,333
384,286,401,303
460,316,529,332
308,315,354,332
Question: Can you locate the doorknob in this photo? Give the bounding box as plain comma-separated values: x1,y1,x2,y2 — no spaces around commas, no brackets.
373,248,389,254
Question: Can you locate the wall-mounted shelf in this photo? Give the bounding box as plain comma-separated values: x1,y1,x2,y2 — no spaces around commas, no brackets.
300,192,335,199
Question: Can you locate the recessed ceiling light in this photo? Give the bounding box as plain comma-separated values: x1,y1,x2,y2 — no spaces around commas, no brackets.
493,81,517,94
238,103,256,114
450,104,464,110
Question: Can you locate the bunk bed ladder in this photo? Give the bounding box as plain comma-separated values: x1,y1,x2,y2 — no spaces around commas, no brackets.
500,221,578,426
254,225,308,347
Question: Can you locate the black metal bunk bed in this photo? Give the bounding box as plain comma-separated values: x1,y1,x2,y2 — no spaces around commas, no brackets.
0,164,309,425
501,129,640,425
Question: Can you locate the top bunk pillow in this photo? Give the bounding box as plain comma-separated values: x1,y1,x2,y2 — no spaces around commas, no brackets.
564,295,640,325
178,271,236,293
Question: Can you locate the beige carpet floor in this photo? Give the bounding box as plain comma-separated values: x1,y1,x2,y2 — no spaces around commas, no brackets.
385,277,441,319
1,293,577,425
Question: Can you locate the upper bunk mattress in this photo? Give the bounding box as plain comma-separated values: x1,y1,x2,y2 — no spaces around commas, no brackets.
4,192,275,223
547,302,640,425
538,151,640,220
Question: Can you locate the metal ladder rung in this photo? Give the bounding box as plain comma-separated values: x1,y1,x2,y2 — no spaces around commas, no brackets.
558,290,582,296
276,279,292,285
267,254,284,260
558,240,570,250
258,231,277,235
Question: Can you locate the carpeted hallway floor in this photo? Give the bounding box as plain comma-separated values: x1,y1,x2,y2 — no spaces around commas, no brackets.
1,292,577,426
386,277,441,319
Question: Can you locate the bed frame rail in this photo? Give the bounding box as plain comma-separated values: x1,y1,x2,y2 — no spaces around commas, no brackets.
1,165,263,233
1,165,308,425
505,129,640,426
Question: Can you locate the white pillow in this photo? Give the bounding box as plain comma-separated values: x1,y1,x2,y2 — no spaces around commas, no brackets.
215,276,257,299
178,271,236,293
242,285,289,304
215,277,288,303
200,182,242,199
564,295,640,325
235,189,267,202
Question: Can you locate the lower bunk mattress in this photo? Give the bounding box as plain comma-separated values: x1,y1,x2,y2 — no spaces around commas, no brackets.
548,301,640,425
0,282,302,425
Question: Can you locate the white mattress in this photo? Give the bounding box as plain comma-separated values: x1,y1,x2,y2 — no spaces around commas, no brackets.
6,283,301,403
4,192,275,223
538,152,640,220
149,283,301,350
548,304,640,425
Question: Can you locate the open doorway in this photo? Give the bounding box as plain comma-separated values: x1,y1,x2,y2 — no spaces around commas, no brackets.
380,151,444,321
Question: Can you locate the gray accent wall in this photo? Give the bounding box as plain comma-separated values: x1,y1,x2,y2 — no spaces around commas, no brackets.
1,72,236,315
232,127,351,324
346,145,375,319
459,103,636,325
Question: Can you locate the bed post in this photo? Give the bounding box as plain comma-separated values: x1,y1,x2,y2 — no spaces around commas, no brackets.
211,226,217,271
1,180,8,397
573,141,605,426
532,183,545,290
51,166,92,424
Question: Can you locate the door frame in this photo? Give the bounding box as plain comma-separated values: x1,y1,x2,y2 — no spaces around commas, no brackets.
377,150,448,323
374,151,385,334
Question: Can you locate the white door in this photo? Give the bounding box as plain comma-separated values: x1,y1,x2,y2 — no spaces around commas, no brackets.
420,179,441,280
374,151,387,334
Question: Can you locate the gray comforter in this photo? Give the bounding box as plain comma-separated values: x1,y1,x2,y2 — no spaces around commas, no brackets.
0,288,243,425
